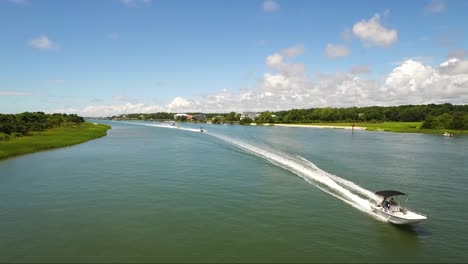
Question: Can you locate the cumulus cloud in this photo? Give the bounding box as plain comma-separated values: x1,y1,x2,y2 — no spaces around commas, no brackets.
266,53,284,68
352,13,398,47
262,0,280,13
28,35,58,50
423,0,446,14
281,45,304,57
325,43,350,58
65,46,468,116
439,58,468,75
166,97,199,112
382,59,468,104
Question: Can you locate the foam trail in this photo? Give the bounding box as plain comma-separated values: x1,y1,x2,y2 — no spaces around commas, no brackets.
297,156,381,203
124,122,385,221
209,133,377,214
123,121,205,133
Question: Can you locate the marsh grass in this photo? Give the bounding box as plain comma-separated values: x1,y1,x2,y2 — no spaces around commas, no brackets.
297,122,468,135
0,123,111,160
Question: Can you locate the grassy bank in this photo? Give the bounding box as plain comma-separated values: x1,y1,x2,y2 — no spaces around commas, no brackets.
0,122,111,160
278,122,468,135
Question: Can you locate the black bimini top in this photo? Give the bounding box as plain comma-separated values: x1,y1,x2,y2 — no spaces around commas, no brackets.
375,190,407,198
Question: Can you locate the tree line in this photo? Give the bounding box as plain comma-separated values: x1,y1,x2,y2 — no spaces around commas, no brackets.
110,104,468,130
0,112,84,141
266,104,468,129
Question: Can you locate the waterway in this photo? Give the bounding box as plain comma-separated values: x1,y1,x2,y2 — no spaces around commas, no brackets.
1,121,467,262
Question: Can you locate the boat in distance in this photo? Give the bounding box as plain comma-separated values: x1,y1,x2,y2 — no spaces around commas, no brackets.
443,131,453,137
371,190,427,225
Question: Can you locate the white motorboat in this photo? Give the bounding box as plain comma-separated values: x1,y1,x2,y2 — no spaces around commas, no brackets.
371,190,427,225
443,132,453,137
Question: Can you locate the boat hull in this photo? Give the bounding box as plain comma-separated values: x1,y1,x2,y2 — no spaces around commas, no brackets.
371,205,427,225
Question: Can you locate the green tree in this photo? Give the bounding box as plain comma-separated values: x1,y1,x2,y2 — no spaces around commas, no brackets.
239,117,253,125
225,112,238,123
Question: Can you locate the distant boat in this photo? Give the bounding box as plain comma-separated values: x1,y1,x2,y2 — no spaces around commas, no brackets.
443,132,453,137
370,190,427,225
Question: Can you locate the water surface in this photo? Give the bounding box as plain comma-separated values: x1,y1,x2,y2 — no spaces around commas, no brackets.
1,121,467,262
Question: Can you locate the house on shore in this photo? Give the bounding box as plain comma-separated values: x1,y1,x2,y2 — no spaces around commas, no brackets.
174,113,189,120
240,112,259,120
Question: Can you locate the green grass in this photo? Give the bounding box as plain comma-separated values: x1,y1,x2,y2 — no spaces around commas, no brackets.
0,122,111,160
287,122,468,135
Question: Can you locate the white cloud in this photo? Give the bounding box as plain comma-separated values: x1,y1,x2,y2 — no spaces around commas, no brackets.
381,59,468,104
0,90,33,96
281,45,304,57
325,43,350,58
352,13,398,47
219,55,467,110
423,0,446,14
265,45,305,77
262,0,280,13
439,58,468,75
64,47,468,116
266,53,284,68
28,35,57,50
166,97,199,112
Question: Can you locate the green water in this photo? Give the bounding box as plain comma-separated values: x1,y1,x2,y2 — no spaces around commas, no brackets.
1,121,467,263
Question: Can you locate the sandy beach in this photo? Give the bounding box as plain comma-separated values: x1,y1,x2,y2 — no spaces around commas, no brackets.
274,124,367,130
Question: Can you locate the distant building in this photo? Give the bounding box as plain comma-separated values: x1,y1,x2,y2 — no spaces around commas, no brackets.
174,113,189,119
240,112,259,120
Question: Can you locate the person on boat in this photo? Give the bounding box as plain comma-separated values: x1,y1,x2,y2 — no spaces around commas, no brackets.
389,198,397,206
383,199,390,211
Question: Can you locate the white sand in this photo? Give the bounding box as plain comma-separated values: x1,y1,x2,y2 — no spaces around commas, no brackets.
274,124,367,130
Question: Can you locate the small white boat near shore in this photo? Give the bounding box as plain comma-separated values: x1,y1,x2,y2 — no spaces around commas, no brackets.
371,190,427,225
443,132,453,137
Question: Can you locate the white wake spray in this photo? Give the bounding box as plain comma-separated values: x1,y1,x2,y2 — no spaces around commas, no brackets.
124,122,386,221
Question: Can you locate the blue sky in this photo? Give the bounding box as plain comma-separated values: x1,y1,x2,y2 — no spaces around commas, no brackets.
1,0,467,116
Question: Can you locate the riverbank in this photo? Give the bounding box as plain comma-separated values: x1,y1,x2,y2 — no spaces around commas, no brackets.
274,124,367,130
0,122,111,160
274,122,468,135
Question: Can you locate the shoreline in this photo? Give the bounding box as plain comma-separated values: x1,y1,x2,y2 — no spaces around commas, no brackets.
0,122,111,160
274,124,367,130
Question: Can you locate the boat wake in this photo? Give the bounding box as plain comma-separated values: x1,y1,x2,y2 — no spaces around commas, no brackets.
124,122,387,221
